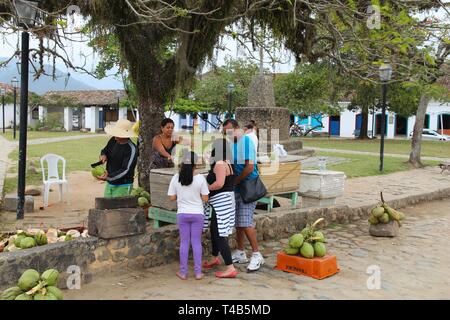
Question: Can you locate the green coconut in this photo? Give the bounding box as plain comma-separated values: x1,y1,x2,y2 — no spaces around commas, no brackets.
284,246,299,255
313,242,327,257
288,234,304,248
91,166,105,178
300,242,314,259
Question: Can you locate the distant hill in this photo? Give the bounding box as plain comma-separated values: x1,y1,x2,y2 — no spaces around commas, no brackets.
0,57,123,95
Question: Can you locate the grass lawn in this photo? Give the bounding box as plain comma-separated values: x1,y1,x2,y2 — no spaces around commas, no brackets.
2,132,217,194
4,132,440,194
0,129,97,141
4,136,110,194
301,137,450,159
316,151,441,178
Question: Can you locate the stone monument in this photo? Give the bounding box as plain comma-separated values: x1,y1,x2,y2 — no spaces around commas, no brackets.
235,74,305,155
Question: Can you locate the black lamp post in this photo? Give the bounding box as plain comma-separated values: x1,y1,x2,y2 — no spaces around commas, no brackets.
226,83,235,119
115,90,122,121
11,77,19,139
379,62,392,172
1,88,5,134
13,0,40,220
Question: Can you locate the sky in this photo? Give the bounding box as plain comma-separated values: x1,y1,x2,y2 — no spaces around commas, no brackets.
0,19,296,91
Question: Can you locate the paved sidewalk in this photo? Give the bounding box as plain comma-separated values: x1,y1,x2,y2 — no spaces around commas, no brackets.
0,136,16,201
336,166,450,208
64,198,450,300
311,147,450,162
6,134,105,147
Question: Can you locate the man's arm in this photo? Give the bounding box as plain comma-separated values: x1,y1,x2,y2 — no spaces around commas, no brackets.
235,160,254,185
235,136,255,185
100,137,115,163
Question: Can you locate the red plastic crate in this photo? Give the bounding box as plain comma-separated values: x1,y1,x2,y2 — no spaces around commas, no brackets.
275,252,339,280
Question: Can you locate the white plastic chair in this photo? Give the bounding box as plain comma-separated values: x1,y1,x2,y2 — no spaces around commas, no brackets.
40,154,70,207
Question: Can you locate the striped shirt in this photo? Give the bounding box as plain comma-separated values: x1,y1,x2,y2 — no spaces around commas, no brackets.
204,191,235,237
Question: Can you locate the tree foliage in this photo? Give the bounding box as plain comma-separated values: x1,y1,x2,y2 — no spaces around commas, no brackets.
1,0,447,189
193,58,259,114
274,62,345,116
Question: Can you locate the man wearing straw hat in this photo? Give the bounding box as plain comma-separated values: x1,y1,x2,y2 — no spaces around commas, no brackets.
97,119,138,198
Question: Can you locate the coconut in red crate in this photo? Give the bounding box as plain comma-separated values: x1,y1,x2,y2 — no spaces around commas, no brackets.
284,218,328,259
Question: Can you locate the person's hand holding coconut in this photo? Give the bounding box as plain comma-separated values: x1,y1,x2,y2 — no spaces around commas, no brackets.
97,170,109,181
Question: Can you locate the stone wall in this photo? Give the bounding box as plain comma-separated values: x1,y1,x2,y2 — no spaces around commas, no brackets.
1,187,449,289
0,225,213,290
236,107,291,142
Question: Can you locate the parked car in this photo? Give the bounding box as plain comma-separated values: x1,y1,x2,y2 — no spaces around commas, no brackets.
408,129,450,141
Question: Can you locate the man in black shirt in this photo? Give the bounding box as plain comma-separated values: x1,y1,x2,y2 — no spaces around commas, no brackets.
97,119,138,198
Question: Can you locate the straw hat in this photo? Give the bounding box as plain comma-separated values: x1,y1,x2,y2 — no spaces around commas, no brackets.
104,119,137,138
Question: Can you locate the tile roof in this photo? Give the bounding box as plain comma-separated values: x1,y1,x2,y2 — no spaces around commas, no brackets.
41,90,127,106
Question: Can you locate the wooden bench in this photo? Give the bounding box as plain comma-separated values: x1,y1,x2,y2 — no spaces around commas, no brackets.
257,191,299,212
257,160,301,212
149,206,212,228
148,207,177,228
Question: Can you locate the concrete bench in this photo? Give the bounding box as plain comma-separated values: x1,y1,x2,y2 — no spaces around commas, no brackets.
299,170,346,208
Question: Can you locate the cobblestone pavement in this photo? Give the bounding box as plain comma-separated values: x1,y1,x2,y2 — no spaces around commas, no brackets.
64,198,450,300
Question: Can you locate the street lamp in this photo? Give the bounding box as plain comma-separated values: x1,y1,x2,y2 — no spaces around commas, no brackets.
1,88,5,134
11,77,19,139
12,0,41,220
226,83,235,119
379,62,392,172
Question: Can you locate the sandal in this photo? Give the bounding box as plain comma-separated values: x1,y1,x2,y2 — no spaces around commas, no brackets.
215,269,238,278
195,273,204,280
202,257,222,269
176,272,187,280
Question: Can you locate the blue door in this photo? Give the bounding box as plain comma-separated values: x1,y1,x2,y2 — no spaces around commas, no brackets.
356,114,362,130
99,110,104,129
355,114,362,136
330,116,340,136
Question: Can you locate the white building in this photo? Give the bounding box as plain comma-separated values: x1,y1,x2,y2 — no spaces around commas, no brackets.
7,86,448,139
0,83,40,131
38,90,224,133
316,100,450,138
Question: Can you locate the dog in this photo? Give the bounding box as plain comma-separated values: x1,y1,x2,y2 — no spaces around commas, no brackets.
439,163,450,174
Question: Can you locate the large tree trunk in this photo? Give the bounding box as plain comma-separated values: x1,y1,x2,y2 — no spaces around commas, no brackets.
116,26,176,192
137,95,165,190
357,106,369,139
408,95,430,168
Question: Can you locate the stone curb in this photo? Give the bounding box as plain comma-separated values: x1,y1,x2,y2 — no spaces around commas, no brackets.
1,187,449,289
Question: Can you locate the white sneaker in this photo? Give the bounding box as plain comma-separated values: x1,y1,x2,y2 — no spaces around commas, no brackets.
247,252,265,271
232,250,249,264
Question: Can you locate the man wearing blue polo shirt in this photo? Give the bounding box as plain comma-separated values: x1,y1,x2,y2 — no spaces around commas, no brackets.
222,119,264,272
